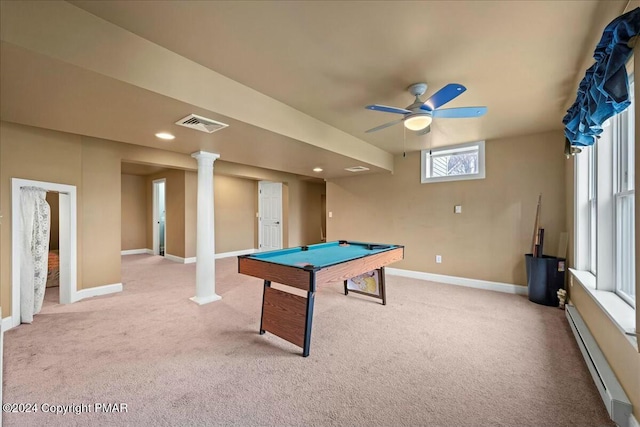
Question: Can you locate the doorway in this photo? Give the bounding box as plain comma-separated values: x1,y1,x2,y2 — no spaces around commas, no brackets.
45,192,60,292
321,194,327,242
258,181,283,251
11,178,78,328
152,179,166,256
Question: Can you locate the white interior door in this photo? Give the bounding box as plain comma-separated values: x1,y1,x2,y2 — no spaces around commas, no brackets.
259,181,283,251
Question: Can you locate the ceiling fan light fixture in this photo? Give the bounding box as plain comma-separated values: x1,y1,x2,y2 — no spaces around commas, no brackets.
404,114,432,131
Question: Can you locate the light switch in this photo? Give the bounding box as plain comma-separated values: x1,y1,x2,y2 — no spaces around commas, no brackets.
454,205,462,214
329,211,333,218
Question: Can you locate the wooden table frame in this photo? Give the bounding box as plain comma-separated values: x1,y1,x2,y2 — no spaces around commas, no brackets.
343,266,387,305
238,244,404,357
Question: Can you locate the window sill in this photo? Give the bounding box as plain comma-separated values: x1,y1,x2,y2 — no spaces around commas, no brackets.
569,268,637,350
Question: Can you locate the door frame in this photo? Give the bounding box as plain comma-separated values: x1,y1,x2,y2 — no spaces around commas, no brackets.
258,181,283,251
152,179,166,256
11,178,78,328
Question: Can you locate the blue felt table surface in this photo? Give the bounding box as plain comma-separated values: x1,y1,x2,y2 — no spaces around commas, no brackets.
246,241,399,268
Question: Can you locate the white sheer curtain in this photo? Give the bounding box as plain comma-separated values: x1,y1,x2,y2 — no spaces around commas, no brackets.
20,187,50,324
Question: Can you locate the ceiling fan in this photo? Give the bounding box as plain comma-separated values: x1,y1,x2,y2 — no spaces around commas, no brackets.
365,82,487,134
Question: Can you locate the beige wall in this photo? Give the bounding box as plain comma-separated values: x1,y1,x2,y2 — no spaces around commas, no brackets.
81,138,122,288
146,169,186,258
327,131,566,286
0,121,197,317
185,171,197,258
121,174,147,251
138,164,323,259
214,174,256,253
214,161,325,248
297,181,326,244
2,120,336,319
1,121,84,310
142,170,258,256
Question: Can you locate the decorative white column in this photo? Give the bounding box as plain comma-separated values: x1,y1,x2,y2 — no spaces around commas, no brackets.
190,151,221,305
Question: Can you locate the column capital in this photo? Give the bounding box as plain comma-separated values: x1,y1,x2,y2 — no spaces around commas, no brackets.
191,151,220,164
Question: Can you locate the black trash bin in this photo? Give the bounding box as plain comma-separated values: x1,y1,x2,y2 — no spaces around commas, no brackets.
525,254,566,306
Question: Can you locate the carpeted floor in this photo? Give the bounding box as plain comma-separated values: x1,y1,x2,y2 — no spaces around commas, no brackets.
3,254,613,427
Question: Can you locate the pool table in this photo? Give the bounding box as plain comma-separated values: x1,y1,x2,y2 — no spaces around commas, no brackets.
238,240,404,357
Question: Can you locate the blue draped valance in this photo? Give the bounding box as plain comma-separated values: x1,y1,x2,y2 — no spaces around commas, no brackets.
563,7,640,149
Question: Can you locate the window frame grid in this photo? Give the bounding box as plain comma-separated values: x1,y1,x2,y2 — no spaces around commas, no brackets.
614,191,636,307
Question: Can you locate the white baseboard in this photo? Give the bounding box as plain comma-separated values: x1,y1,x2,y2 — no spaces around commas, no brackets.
165,253,187,264
215,248,256,259
165,248,257,264
73,283,123,302
164,254,197,264
1,316,12,332
121,249,151,255
1,284,123,332
386,267,527,295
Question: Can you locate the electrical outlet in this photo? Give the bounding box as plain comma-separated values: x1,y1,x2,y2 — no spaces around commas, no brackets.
454,205,462,214
329,211,333,218
436,255,442,263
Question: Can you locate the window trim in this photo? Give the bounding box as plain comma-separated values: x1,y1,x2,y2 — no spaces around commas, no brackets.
612,74,635,307
420,140,486,184
573,62,636,321
587,143,598,275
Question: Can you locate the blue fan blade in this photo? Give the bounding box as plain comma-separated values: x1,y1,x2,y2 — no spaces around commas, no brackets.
432,106,487,118
420,84,467,111
366,104,411,115
365,118,404,133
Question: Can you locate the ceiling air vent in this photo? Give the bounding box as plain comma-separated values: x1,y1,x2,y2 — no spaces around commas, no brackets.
345,166,370,172
175,114,229,134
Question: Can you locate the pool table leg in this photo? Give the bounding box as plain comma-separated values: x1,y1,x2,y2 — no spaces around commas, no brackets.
259,280,271,335
379,267,387,306
302,291,315,357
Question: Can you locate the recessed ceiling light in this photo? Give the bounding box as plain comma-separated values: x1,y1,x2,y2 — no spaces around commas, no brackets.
155,132,175,140
313,167,323,172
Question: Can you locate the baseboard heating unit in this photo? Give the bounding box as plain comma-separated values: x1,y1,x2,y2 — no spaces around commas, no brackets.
566,305,633,427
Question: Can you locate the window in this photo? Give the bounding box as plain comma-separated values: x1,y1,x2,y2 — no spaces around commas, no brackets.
587,144,597,274
421,141,485,183
575,70,635,311
614,77,635,307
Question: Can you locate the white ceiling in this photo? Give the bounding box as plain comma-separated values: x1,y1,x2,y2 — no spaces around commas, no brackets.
0,0,632,178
